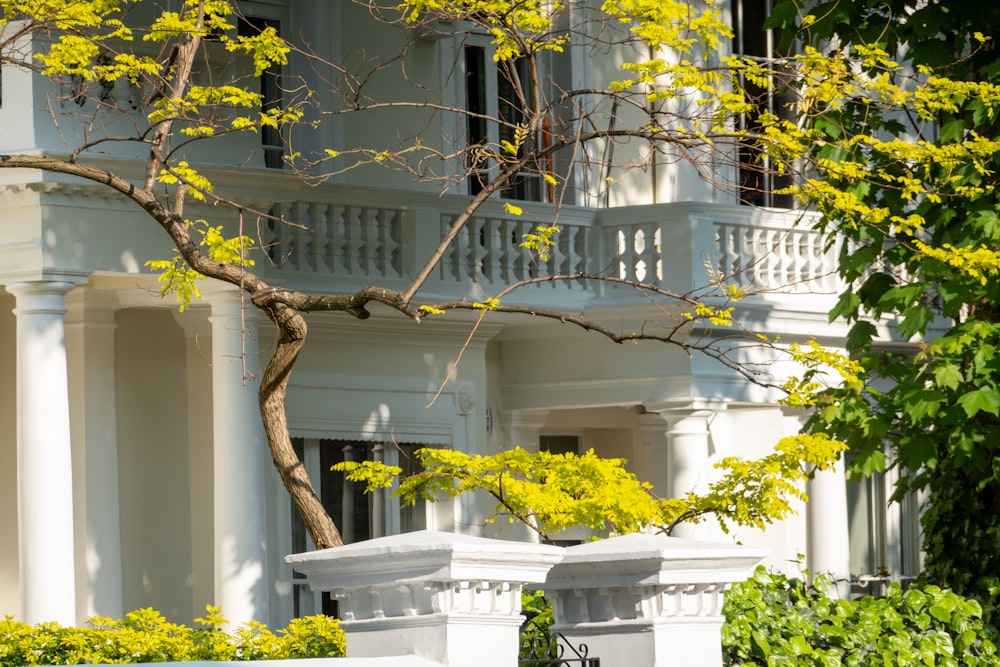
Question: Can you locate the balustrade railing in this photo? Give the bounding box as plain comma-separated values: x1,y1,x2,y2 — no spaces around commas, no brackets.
253,184,838,302
613,222,662,284
715,220,841,293
439,211,591,288
262,200,406,279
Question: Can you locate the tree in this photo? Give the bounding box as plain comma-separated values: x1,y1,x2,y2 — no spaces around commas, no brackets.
338,436,846,543
764,0,1000,619
0,0,806,552
6,0,975,558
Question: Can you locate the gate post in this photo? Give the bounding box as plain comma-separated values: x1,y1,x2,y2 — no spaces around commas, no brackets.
540,533,767,667
287,530,563,667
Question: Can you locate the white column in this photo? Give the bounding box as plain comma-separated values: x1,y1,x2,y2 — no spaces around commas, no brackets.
643,404,716,538
498,409,549,452
207,287,269,625
497,410,549,542
806,457,852,597
8,281,77,625
65,291,124,620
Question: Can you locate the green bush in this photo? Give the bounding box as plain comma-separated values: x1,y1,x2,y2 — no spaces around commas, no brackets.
723,567,1000,666
0,606,345,665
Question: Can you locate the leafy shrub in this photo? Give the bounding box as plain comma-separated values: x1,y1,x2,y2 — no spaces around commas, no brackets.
0,606,345,666
723,567,999,666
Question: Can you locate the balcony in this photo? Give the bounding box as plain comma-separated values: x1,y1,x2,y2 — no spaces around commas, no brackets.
229,171,838,320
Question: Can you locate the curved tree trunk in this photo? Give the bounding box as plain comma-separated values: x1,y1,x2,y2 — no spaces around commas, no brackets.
258,304,344,550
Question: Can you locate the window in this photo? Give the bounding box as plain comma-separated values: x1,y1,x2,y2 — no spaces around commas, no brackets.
540,434,580,456
290,438,426,617
731,0,792,207
846,454,923,591
238,16,284,169
464,46,546,202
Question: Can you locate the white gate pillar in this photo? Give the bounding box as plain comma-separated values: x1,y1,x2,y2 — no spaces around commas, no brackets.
206,286,269,625
8,280,79,625
542,533,767,667
288,530,564,667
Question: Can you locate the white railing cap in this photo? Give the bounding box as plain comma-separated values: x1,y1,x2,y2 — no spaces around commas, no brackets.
543,532,768,589
286,530,564,591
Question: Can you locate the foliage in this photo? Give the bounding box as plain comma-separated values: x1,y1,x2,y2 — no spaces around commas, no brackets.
518,589,556,661
11,0,990,559
337,437,843,542
722,567,999,666
763,0,1000,621
0,606,345,665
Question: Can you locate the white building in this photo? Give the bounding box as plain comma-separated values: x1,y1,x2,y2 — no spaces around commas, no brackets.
0,0,921,629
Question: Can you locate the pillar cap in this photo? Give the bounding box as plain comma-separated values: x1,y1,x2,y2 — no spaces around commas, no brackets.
286,530,564,591
542,532,767,589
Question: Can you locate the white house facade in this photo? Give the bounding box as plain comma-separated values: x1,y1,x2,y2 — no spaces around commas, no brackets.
0,0,922,629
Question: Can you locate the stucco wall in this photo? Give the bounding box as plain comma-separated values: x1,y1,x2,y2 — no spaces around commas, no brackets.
0,294,20,616
115,309,199,622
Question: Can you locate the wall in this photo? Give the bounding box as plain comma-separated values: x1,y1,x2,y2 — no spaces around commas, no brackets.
0,294,20,615
115,309,198,622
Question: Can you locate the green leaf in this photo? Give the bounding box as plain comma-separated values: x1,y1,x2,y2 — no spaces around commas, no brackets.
846,320,878,351
933,364,964,391
957,389,1000,418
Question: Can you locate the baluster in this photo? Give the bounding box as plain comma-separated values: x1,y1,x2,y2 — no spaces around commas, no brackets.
440,214,461,282
264,202,285,266
361,208,379,275
285,202,302,271
749,227,764,287
498,218,513,283
556,225,571,283
341,206,358,273
615,228,628,280
653,226,663,284
795,230,809,288
573,226,588,284
511,220,527,282
373,209,387,276
388,209,403,277
633,226,647,282
478,218,495,283
322,204,338,273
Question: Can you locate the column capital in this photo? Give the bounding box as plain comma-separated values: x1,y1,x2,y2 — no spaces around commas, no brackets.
497,408,549,433
7,280,77,315
0,269,91,288
642,397,728,418
200,281,254,308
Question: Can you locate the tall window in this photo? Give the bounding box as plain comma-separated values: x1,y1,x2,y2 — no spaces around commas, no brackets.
846,452,923,591
731,0,791,207
464,46,545,202
238,16,284,169
290,438,426,617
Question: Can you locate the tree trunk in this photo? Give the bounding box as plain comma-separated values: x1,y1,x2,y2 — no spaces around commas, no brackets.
258,302,344,550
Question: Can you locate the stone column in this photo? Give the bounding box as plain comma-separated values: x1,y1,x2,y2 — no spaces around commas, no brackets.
643,402,718,538
498,409,549,452
497,409,549,541
542,533,768,667
8,281,78,625
206,287,269,625
287,530,564,667
65,290,124,620
806,456,852,597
